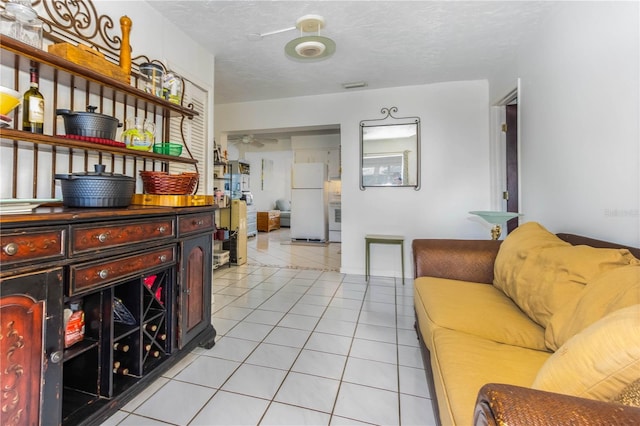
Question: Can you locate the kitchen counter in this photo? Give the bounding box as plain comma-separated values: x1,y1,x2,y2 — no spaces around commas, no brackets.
0,203,221,226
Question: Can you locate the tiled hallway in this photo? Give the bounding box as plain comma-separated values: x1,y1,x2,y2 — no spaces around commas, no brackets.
102,230,437,425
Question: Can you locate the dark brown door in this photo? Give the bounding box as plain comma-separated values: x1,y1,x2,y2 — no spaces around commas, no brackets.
505,104,519,233
178,234,212,348
0,268,63,425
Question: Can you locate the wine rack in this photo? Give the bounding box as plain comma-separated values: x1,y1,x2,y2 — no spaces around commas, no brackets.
141,270,171,374
61,266,175,423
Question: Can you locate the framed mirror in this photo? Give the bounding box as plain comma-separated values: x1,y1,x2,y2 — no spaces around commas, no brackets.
360,107,421,190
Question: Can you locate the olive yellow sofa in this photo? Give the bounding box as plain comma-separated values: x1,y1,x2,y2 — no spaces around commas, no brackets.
413,222,640,425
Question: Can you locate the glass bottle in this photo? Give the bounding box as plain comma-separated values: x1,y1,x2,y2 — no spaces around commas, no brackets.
22,67,44,133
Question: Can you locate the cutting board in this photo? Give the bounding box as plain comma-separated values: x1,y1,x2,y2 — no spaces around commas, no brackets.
48,43,130,84
131,194,214,207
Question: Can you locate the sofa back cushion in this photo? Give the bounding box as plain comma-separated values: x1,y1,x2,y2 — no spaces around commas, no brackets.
493,222,638,327
275,199,291,211
545,264,640,351
532,304,640,401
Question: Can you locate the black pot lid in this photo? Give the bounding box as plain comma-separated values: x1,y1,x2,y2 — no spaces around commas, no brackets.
56,106,119,122
55,164,134,181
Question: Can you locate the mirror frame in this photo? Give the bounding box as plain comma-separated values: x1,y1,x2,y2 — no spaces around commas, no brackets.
359,107,421,190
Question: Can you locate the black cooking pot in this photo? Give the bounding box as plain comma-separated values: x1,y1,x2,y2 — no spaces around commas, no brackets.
55,164,135,207
57,106,122,140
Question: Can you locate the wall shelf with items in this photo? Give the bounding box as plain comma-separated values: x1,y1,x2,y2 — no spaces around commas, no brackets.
0,35,201,199
1,128,198,165
213,161,231,268
0,36,197,119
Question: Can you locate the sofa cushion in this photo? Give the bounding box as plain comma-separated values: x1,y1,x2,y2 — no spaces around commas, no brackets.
545,264,640,351
494,222,568,287
414,276,547,351
532,304,640,401
494,222,638,327
431,328,551,426
275,198,291,211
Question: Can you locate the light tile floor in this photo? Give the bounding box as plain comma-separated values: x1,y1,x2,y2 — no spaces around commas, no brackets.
102,229,437,425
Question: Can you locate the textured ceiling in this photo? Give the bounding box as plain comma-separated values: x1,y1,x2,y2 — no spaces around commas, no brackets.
147,1,555,105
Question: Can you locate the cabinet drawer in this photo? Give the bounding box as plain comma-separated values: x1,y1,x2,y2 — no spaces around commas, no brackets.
1,228,66,268
69,246,175,295
178,212,215,236
71,218,175,256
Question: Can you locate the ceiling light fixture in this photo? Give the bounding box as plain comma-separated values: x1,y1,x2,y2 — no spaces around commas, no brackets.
284,15,336,61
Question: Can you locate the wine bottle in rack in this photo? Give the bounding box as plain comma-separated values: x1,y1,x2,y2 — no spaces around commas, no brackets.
144,343,161,357
144,323,157,332
113,342,130,352
113,366,129,375
157,333,166,341
113,361,121,369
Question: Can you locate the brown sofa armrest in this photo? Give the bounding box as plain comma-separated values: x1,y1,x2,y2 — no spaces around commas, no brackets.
412,239,501,283
474,383,640,426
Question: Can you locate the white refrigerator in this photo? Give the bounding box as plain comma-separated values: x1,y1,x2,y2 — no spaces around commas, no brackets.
291,163,328,242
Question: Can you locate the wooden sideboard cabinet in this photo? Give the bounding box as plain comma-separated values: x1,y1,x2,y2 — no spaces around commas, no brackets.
0,206,217,426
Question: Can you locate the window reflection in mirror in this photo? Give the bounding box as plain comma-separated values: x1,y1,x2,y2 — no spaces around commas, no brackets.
360,108,420,190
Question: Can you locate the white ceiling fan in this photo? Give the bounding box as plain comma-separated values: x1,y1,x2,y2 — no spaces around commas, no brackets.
247,14,336,61
228,134,278,148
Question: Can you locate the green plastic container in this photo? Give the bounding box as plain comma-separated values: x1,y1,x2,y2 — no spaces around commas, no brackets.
153,143,182,156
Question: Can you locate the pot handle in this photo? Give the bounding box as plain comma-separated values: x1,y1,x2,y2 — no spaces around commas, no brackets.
87,105,97,113
56,109,74,116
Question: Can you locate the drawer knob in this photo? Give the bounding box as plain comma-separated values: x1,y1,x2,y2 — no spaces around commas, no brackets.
98,233,108,243
50,351,63,364
159,254,167,262
98,269,109,279
3,242,18,256
194,220,204,226
158,226,167,233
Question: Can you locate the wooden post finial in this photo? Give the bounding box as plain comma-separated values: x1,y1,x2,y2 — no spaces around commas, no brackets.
119,15,132,76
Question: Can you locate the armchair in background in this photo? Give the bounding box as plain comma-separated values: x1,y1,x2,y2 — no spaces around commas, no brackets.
275,199,291,227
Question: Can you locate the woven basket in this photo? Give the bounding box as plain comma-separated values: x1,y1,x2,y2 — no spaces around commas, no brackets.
140,171,198,195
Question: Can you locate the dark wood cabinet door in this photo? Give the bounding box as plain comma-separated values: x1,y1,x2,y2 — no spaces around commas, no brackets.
0,268,63,426
178,234,212,348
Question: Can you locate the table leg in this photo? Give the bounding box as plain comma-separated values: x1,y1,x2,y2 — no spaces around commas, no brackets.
365,239,370,281
400,242,405,285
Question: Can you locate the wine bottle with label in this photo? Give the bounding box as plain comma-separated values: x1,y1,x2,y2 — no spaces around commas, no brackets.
23,67,44,134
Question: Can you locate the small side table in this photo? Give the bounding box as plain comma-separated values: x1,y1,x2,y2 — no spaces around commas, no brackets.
257,210,280,232
365,234,405,285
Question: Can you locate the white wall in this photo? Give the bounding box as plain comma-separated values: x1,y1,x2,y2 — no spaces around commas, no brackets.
244,150,294,211
216,81,491,277
506,1,639,246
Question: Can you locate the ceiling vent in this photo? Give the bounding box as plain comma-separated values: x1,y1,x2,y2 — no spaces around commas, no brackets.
342,82,368,89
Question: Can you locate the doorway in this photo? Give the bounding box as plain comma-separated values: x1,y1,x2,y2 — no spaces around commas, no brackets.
492,85,520,235
505,103,519,233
